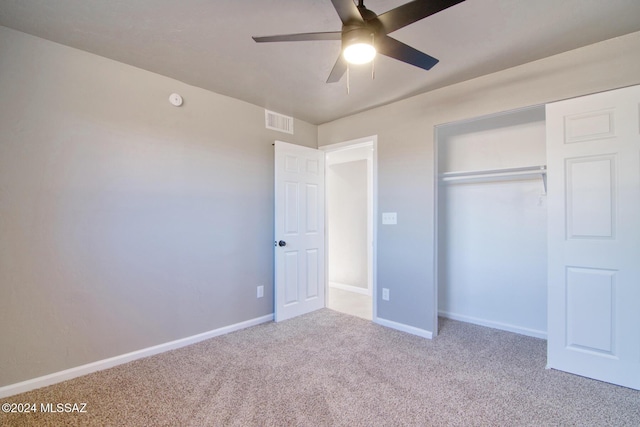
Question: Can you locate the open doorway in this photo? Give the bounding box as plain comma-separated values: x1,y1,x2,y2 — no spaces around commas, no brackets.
322,137,377,321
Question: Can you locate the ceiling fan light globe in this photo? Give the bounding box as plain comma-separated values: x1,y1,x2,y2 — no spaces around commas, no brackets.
343,43,376,64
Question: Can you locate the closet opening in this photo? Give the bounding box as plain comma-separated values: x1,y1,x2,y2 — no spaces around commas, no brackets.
435,105,547,339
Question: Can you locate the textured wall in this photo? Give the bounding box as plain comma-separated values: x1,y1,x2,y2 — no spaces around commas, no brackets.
0,26,317,386
318,31,640,334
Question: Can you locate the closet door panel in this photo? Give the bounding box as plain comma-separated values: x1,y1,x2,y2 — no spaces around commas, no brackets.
564,108,616,143
565,267,616,355
547,84,640,390
565,155,616,239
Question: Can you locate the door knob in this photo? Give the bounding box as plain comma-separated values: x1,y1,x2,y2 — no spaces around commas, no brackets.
278,240,287,247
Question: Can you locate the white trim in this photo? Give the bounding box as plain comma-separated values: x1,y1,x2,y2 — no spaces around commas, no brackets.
439,311,547,339
372,138,378,321
319,137,374,152
329,281,371,296
374,317,433,339
433,124,441,337
0,314,274,399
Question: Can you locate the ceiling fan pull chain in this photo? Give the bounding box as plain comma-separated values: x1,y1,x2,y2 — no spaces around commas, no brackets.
371,34,376,80
347,63,350,95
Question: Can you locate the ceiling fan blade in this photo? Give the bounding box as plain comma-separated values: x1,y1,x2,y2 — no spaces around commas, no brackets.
253,31,341,43
376,35,439,71
330,0,364,25
326,54,347,83
377,0,465,34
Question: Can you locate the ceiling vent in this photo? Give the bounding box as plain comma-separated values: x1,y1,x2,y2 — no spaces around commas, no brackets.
265,110,294,134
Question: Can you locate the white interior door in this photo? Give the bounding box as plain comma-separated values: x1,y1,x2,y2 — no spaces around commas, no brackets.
274,141,325,322
546,85,640,390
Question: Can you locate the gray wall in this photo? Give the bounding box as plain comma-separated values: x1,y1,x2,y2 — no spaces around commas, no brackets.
327,160,368,289
318,31,640,334
0,26,317,387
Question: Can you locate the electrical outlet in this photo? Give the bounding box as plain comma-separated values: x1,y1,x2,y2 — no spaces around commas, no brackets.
382,288,390,301
257,285,264,298
382,212,397,225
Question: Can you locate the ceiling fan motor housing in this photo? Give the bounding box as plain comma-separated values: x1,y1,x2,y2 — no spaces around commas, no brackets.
342,25,376,48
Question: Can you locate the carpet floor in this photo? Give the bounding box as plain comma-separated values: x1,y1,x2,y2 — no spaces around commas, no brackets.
1,309,639,426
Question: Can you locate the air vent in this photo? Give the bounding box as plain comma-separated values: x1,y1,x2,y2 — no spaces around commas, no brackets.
265,110,294,134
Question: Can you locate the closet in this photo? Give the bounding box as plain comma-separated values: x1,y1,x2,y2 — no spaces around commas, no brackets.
436,106,548,338
435,85,640,390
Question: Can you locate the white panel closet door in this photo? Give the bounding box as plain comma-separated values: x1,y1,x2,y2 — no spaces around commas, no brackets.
546,85,640,390
274,141,325,322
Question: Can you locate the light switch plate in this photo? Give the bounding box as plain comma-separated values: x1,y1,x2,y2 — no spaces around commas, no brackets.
382,212,397,225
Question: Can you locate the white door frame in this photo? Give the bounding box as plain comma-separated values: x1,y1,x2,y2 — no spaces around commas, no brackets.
320,136,378,321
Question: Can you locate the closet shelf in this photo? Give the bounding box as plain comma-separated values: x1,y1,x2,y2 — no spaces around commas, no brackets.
440,165,547,192
440,165,546,181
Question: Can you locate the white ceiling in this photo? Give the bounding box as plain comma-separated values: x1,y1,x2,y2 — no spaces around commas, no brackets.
1,0,639,124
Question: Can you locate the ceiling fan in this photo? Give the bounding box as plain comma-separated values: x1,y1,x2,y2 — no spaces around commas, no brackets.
252,0,465,83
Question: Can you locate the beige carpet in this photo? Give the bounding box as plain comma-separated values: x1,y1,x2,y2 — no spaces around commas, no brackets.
1,309,639,426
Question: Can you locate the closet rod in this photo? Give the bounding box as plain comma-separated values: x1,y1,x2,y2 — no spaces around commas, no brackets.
440,165,546,182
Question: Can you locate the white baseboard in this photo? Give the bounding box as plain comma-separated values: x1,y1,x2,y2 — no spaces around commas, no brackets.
0,314,274,399
438,311,547,339
329,281,371,296
374,317,433,339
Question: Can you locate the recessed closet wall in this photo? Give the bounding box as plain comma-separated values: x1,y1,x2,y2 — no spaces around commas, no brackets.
436,106,548,338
